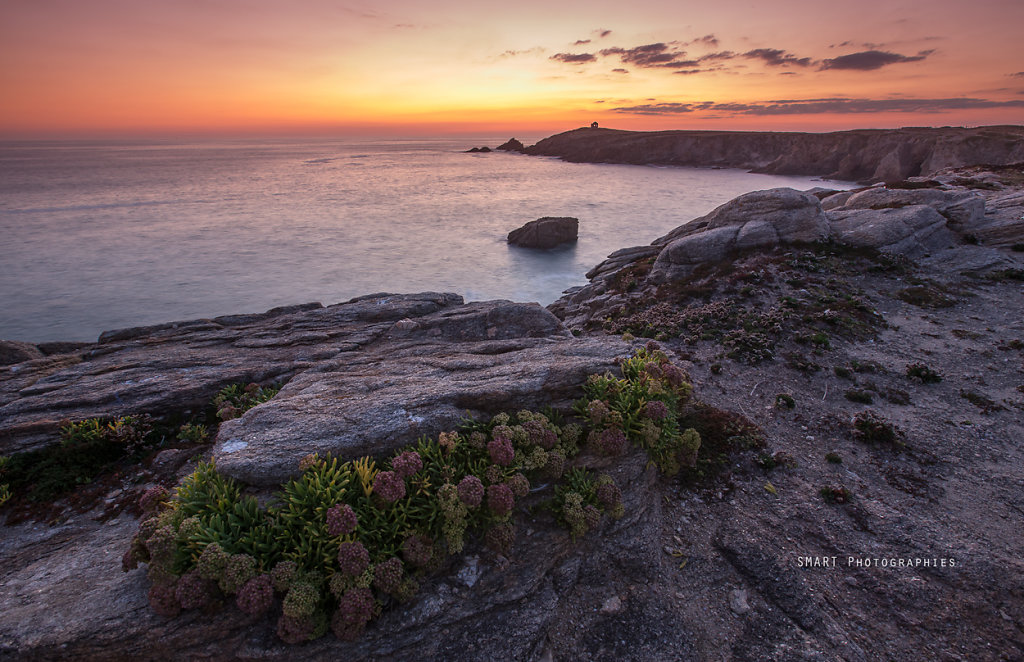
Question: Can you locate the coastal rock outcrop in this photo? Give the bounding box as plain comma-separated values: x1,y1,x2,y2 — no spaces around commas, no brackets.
525,126,1024,183
827,205,955,257
212,301,621,486
649,188,830,283
507,216,579,249
0,294,461,454
496,138,525,153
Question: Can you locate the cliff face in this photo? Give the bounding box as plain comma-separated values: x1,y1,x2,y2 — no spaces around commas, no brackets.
525,126,1024,182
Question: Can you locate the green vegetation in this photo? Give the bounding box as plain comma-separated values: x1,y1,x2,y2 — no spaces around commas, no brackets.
0,415,156,502
844,388,874,404
906,363,942,384
895,284,956,308
852,411,905,448
960,390,1005,414
774,393,796,409
825,452,843,464
598,244,888,366
0,382,278,513
820,486,853,504
125,347,730,644
213,382,280,421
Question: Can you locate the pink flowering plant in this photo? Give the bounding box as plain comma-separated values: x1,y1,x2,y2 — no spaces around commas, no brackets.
577,345,701,476
124,403,608,645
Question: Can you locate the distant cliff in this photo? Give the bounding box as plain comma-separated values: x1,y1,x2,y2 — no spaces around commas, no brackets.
525,125,1024,182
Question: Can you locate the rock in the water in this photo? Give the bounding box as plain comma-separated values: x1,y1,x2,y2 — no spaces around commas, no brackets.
496,138,526,153
650,188,829,283
466,146,492,153
507,216,579,249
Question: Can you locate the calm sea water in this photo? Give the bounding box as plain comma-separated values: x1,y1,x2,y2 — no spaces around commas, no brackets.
0,138,852,342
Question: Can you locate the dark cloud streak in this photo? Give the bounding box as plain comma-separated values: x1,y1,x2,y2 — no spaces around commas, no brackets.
820,50,931,71
742,48,813,67
611,97,1024,115
550,52,597,64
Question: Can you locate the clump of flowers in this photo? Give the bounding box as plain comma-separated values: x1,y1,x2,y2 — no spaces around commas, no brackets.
402,534,434,569
138,485,169,514
197,543,229,581
438,483,469,553
236,574,274,616
331,587,374,641
485,523,515,555
220,553,257,594
561,492,590,539
391,450,423,478
506,473,530,498
372,470,406,503
337,541,370,576
586,399,611,425
595,474,624,519
372,557,404,594
487,436,514,466
438,431,459,454
175,569,214,610
456,474,484,507
282,582,320,620
544,450,566,479
644,400,670,421
589,427,628,456
270,560,297,592
487,483,515,517
326,503,357,536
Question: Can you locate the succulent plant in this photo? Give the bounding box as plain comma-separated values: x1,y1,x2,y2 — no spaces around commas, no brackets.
236,574,274,616
325,503,357,537
282,582,320,620
336,541,370,577
486,483,514,517
391,451,423,479
176,569,214,610
331,588,375,641
487,436,514,467
372,470,406,504
456,475,484,508
372,557,404,594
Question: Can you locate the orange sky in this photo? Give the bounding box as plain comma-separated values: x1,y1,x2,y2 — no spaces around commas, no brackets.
1,0,1022,137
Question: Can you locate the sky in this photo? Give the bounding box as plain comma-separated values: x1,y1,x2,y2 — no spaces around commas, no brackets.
1,0,1023,138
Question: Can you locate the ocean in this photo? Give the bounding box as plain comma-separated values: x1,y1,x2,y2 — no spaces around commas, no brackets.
0,137,852,343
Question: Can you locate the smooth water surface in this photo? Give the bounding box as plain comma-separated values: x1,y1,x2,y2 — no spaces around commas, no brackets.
0,138,852,341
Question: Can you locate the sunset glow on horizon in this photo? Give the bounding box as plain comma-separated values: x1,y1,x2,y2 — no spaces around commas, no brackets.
2,0,1023,138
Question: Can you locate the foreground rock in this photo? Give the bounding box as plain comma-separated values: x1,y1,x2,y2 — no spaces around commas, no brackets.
507,216,579,249
213,302,621,486
525,126,1024,183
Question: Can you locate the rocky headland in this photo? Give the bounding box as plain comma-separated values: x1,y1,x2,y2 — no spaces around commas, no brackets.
523,125,1024,183
1,135,1023,661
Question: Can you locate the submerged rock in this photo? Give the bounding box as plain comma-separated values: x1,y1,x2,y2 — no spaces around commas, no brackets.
507,216,579,249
